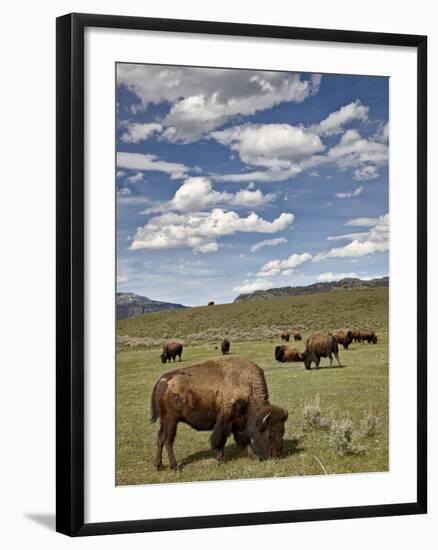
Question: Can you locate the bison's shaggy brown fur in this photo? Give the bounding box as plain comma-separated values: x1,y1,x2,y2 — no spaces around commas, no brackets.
303,333,341,370
160,341,183,364
275,345,303,363
281,332,290,342
292,330,302,341
150,357,288,470
221,338,230,355
331,329,353,350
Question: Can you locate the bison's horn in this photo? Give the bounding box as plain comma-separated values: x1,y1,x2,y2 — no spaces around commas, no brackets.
283,408,289,420
262,412,271,425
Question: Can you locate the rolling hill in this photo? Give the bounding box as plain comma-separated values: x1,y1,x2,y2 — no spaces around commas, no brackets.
233,276,389,303
117,287,388,350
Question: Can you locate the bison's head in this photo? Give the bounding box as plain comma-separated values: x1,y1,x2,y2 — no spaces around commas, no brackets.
160,352,167,364
301,349,313,370
274,346,285,362
372,334,378,343
247,403,288,459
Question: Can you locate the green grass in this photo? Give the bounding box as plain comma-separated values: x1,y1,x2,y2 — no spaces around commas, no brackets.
116,288,388,485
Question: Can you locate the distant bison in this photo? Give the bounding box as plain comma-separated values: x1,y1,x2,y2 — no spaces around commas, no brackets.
160,341,183,364
358,330,378,344
275,345,303,363
208,301,215,306
331,329,353,350
351,330,361,343
151,357,288,470
281,332,290,342
302,333,341,370
292,330,302,341
221,338,230,355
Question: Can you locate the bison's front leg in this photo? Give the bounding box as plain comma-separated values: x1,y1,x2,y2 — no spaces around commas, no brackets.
246,444,258,460
334,350,341,367
210,413,231,465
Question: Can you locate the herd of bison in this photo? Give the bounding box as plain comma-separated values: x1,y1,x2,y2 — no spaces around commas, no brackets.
151,328,378,471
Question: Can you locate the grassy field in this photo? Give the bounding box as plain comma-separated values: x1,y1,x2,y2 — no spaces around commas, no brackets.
116,288,388,485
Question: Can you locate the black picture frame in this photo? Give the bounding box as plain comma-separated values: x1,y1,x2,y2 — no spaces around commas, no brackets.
56,12,427,537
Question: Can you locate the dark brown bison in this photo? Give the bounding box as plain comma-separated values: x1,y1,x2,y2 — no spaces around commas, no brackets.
150,357,288,470
331,329,353,350
208,301,215,306
358,330,378,344
221,338,230,355
292,330,302,341
160,341,183,364
351,330,361,343
281,332,290,342
302,333,341,370
275,345,303,363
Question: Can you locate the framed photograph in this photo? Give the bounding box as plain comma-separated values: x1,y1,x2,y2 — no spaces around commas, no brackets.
56,13,427,536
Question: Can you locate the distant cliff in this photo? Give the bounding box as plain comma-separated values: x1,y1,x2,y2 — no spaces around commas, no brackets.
234,276,389,303
116,292,187,320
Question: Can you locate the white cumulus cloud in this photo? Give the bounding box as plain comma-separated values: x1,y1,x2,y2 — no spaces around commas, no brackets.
233,278,274,293
117,65,321,141
211,123,325,169
310,100,369,136
317,272,358,282
251,237,287,253
117,152,189,179
257,252,312,278
345,217,378,227
120,122,163,143
130,209,294,253
144,177,275,213
125,172,144,184
353,165,379,181
327,129,388,170
313,214,389,261
211,103,387,183
335,186,364,199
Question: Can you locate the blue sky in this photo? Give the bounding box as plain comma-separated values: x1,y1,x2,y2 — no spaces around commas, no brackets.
116,64,389,306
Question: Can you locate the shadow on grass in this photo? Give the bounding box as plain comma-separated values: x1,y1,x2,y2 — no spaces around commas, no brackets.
307,364,346,370
179,438,304,468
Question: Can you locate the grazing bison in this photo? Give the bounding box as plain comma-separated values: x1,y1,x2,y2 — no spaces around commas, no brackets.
208,301,215,306
359,330,378,344
331,329,353,350
292,330,302,341
275,345,303,363
160,341,183,364
281,332,290,342
351,330,361,343
302,333,341,370
150,357,288,470
221,338,230,355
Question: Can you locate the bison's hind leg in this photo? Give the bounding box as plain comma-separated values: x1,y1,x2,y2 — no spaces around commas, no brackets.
155,423,165,471
162,418,179,471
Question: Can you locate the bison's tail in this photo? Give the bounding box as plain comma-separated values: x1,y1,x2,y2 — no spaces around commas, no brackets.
331,335,339,353
150,379,161,423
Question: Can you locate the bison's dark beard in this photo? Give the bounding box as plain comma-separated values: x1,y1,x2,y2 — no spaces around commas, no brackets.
233,430,250,448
